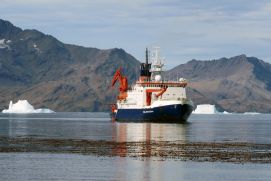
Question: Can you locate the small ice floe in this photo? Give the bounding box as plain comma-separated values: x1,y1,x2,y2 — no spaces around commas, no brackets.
244,112,260,115
193,104,261,115
2,100,54,113
222,111,230,114
193,104,219,114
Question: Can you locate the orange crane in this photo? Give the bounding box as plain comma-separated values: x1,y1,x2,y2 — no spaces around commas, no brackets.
111,68,128,100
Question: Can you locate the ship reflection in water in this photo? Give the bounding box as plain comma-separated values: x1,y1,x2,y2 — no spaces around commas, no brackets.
112,122,188,157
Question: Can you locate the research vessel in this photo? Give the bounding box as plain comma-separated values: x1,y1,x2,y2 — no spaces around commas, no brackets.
111,47,193,123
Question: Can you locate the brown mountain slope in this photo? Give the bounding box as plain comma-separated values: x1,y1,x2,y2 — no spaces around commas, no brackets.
1,19,271,113
168,55,271,113
0,19,140,111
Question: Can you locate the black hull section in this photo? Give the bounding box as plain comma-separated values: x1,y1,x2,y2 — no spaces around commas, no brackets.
114,104,193,123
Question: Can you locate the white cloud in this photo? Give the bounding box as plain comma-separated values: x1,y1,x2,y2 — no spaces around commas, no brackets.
0,0,271,66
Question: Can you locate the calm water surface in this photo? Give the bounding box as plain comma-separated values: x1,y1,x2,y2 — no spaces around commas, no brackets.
1,153,271,181
0,112,271,180
1,112,271,143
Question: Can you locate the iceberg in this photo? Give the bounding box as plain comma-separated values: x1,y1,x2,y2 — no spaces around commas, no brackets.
193,104,219,114
192,104,261,115
244,112,260,115
222,111,230,114
2,100,54,113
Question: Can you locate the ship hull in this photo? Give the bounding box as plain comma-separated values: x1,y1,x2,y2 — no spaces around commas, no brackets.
113,104,193,123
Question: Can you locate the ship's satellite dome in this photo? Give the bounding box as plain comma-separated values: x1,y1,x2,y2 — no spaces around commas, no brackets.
155,75,161,81
179,78,186,82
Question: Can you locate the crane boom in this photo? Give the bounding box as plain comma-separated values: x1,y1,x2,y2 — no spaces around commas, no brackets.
111,68,128,100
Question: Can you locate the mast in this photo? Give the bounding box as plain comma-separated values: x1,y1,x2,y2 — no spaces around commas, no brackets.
146,48,148,64
150,47,164,81
139,48,152,81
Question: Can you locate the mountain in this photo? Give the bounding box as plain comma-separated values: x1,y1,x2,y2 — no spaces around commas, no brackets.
1,19,271,113
168,55,271,113
0,19,140,111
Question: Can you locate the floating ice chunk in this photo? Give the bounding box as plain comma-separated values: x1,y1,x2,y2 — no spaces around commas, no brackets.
2,100,54,113
193,104,218,114
222,111,231,114
193,104,261,114
244,112,260,115
35,109,54,113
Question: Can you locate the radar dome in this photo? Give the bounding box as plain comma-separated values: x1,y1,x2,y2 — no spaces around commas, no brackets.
155,75,162,81
179,78,186,82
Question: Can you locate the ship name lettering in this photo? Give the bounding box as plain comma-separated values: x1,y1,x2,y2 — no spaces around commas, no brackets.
143,110,154,113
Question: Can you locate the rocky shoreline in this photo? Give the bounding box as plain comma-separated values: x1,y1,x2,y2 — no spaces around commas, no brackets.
1,137,271,163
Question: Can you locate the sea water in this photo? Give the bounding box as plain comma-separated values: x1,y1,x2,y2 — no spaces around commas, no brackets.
0,112,271,181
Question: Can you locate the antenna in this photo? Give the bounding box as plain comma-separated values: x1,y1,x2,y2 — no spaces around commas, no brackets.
149,47,165,81
150,47,164,71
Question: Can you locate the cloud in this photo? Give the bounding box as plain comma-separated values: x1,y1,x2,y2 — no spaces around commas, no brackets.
0,0,271,66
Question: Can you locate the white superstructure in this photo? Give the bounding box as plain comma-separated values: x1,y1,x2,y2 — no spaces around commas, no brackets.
116,47,192,110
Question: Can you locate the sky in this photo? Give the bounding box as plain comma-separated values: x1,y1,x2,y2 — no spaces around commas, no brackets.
1,0,271,68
